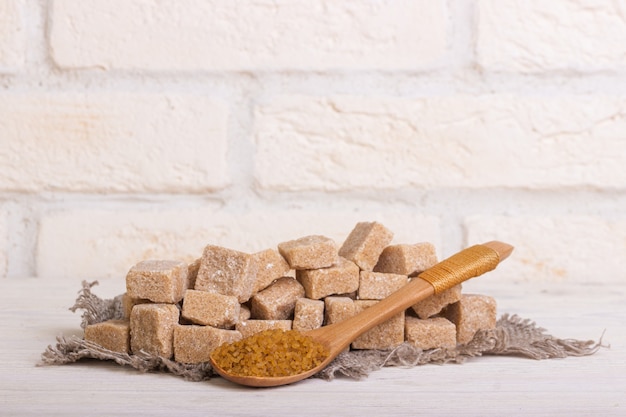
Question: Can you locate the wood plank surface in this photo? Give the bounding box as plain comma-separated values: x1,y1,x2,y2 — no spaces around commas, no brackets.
1,278,624,416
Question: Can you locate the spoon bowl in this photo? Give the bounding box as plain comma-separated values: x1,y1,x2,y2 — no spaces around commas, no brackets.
210,241,513,387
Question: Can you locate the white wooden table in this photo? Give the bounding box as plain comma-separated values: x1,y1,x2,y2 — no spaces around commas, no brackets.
1,277,624,416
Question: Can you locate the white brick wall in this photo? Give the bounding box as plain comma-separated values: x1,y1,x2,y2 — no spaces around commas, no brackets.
0,209,6,277
37,207,440,280
465,215,626,284
254,95,626,190
1,1,624,286
477,0,626,72
0,93,229,193
0,0,25,71
50,0,447,71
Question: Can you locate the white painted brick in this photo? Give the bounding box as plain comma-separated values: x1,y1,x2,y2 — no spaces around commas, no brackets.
0,209,7,278
253,95,626,191
0,0,25,72
0,93,228,193
465,216,626,284
36,206,440,280
49,0,446,71
37,207,216,281
477,0,626,72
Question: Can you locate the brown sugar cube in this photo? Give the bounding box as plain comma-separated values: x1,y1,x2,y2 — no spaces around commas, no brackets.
442,294,497,344
405,316,457,350
181,289,240,328
235,319,292,339
358,271,407,300
186,258,201,291
351,300,405,350
239,303,251,322
335,290,358,300
84,319,131,354
374,243,438,276
173,325,242,364
277,235,338,270
323,296,355,352
296,257,359,300
411,284,462,319
251,249,291,293
130,303,179,358
194,245,257,303
338,221,393,271
250,277,305,320
292,298,324,332
126,260,187,303
324,296,355,325
121,293,150,319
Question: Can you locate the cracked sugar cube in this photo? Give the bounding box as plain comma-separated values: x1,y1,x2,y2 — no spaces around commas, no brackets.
324,296,355,325
277,235,338,270
235,319,292,338
252,249,291,293
374,243,438,276
181,289,240,328
173,325,242,364
292,298,324,332
411,284,462,319
358,271,407,300
339,222,393,271
351,300,404,350
405,316,457,350
126,260,187,303
296,257,359,300
194,245,257,303
443,294,497,344
84,319,131,354
250,277,305,320
130,303,179,358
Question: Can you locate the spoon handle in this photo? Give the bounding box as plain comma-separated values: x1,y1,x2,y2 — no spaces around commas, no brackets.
307,241,513,352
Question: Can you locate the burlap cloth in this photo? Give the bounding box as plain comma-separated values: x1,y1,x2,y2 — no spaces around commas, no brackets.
40,281,604,382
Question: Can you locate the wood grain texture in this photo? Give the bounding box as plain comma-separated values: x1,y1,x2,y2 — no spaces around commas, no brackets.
0,278,624,416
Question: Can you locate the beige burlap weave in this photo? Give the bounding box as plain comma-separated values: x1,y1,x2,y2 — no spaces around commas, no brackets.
40,281,603,382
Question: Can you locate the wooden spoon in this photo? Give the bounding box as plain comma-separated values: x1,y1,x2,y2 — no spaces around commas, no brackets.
210,241,513,387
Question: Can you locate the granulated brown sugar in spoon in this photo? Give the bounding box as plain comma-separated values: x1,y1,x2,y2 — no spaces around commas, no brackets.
210,241,513,387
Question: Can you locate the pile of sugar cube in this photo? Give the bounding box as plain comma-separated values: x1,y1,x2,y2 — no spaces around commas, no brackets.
84,222,497,365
